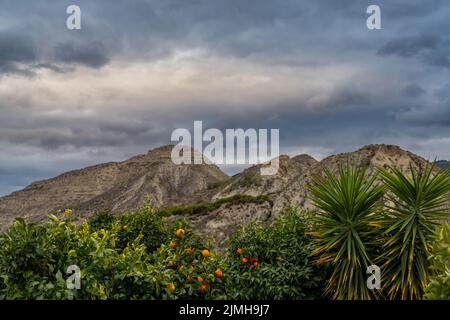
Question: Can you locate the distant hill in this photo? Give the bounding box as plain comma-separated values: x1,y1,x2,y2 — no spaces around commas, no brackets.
436,160,450,170
0,144,436,245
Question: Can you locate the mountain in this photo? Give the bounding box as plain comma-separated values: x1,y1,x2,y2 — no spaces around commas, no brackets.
211,144,432,212
0,144,436,244
436,160,450,171
0,145,228,229
182,144,434,247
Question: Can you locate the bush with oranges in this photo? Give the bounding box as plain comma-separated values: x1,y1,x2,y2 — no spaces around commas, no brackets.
0,205,324,300
155,221,227,299
89,206,169,253
224,209,327,299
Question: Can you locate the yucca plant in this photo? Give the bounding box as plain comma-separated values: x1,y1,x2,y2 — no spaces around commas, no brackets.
377,164,450,300
308,165,384,300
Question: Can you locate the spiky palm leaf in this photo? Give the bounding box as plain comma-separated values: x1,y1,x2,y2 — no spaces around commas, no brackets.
308,166,384,300
377,164,450,300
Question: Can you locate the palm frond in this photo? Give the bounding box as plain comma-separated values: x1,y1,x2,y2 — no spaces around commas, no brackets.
309,165,384,300
377,163,450,299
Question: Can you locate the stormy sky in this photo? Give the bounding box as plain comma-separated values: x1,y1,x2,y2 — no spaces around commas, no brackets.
0,0,450,196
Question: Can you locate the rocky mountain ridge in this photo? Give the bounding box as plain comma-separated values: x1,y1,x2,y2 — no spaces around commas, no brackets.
0,144,436,243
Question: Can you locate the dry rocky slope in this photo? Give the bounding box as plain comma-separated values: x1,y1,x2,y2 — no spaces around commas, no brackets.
0,144,436,245
0,145,227,229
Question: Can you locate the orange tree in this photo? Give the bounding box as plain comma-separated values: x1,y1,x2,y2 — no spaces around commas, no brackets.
0,211,227,300
89,207,169,253
156,222,227,299
224,209,327,299
0,216,174,299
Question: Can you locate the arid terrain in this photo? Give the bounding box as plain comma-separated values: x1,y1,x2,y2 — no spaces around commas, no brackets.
0,144,438,246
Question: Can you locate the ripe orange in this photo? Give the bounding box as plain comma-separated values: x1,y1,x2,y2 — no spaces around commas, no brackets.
236,247,243,255
250,264,255,270
253,262,259,268
176,228,185,238
214,268,223,279
201,249,210,258
250,257,258,264
241,257,248,264
198,284,208,294
165,283,175,290
197,276,204,283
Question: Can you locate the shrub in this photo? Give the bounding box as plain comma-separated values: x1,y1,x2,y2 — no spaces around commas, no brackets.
118,207,169,253
0,216,173,299
238,174,262,188
425,223,450,300
0,213,226,300
157,221,227,299
88,210,116,230
89,207,169,253
224,209,326,300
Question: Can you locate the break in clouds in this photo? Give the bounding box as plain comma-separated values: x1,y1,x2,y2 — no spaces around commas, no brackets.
1,0,450,195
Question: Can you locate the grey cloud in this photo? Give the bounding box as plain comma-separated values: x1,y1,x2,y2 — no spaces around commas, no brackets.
2,0,450,195
401,84,426,98
0,32,37,75
53,42,110,68
31,63,70,73
0,33,36,63
378,34,450,69
377,34,438,57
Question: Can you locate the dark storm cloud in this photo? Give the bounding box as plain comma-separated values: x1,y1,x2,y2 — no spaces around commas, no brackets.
377,34,438,57
0,32,37,75
378,34,450,68
401,84,426,98
53,42,110,68
2,0,450,195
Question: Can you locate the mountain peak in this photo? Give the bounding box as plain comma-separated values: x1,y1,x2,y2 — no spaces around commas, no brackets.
147,144,176,155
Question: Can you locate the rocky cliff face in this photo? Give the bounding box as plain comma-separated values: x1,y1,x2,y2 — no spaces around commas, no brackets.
211,144,432,213
0,144,435,241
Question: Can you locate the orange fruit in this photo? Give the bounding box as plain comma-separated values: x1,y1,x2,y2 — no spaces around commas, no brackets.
236,247,243,255
241,257,248,264
123,225,128,230
253,262,259,268
214,268,223,279
197,276,204,283
198,284,208,294
176,228,185,238
201,249,210,258
250,257,258,264
250,264,255,270
165,283,175,290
